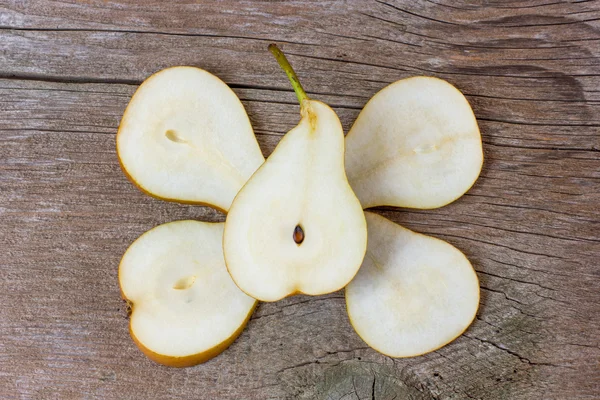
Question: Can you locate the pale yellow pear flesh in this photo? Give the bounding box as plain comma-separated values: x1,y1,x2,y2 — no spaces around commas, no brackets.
119,220,257,367
117,67,264,212
345,77,483,209
346,212,479,358
224,100,368,302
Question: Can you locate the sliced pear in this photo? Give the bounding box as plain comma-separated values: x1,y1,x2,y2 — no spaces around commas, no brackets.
117,66,264,212
345,77,483,209
346,212,479,357
223,45,367,302
119,220,256,367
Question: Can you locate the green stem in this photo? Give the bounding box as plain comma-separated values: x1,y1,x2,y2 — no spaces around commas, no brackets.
268,43,309,104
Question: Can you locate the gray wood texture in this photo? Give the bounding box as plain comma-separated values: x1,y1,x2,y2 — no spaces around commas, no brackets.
1,1,599,399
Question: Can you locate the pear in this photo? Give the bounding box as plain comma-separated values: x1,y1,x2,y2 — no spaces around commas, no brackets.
346,212,479,357
119,220,256,367
117,66,264,212
345,77,483,209
223,45,367,302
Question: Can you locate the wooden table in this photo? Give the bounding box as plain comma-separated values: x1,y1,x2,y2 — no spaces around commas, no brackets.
1,1,599,399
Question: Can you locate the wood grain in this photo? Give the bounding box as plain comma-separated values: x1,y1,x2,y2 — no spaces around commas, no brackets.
0,1,598,399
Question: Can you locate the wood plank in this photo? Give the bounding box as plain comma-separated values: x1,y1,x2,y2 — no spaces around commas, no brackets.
0,1,599,399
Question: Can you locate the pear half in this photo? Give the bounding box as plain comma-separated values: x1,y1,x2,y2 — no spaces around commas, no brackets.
345,77,483,209
346,212,479,357
223,45,367,302
119,220,256,367
117,67,264,212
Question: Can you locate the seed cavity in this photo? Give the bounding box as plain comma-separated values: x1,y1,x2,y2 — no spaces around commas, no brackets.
413,143,437,154
173,275,196,290
165,129,188,144
293,225,305,245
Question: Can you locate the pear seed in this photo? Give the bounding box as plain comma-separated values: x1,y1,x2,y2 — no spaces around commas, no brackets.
293,225,305,245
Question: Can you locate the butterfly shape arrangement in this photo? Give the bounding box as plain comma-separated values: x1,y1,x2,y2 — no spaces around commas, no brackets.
116,47,483,367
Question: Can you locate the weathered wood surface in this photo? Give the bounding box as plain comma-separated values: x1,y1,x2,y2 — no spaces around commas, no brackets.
0,1,599,399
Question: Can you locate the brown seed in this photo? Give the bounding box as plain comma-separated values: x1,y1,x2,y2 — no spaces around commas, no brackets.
293,225,305,245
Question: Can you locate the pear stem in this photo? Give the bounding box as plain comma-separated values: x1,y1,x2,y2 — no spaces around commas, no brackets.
268,44,308,105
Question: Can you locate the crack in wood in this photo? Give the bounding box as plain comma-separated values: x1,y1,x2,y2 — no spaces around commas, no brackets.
477,270,556,292
0,25,317,46
251,295,345,321
371,375,376,399
363,34,422,48
0,72,141,85
465,334,576,369
470,201,595,223
358,12,408,29
274,347,371,376
480,286,529,306
375,0,461,26
491,1,565,10
465,91,600,103
478,117,600,128
438,232,573,262
497,16,600,28
482,141,599,153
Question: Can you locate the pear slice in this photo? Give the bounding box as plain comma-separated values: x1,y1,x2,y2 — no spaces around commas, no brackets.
117,66,264,212
346,212,479,357
223,45,367,302
119,220,256,367
345,77,483,209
